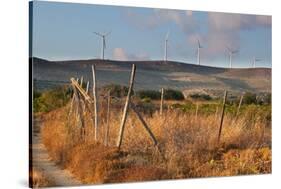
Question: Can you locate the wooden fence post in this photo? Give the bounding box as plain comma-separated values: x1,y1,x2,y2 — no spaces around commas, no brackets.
236,93,244,117
80,76,83,87
217,90,228,144
195,102,199,120
116,64,136,149
86,81,89,94
72,85,85,138
82,81,90,116
92,65,99,141
160,88,164,116
130,103,158,146
104,90,111,146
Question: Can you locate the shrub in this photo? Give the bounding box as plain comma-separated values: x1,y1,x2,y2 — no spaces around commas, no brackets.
243,92,257,105
258,93,271,105
137,89,184,101
164,89,185,100
103,84,132,98
189,93,212,101
33,85,72,113
137,90,161,100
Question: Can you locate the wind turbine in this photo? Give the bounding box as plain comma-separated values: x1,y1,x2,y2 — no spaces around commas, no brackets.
226,47,238,68
252,57,262,68
164,31,170,62
93,31,111,60
197,39,203,65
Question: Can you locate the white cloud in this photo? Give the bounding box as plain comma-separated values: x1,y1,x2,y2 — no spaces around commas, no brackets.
123,8,198,33
112,48,150,61
204,13,271,56
113,48,128,61
123,9,271,58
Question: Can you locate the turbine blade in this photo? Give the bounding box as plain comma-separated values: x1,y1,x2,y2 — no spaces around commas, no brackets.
105,31,111,36
227,46,231,51
93,32,102,37
232,50,239,54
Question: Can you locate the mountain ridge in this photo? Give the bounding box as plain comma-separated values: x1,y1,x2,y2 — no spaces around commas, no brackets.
32,57,271,93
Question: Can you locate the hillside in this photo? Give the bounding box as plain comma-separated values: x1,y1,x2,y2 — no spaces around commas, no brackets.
32,57,271,94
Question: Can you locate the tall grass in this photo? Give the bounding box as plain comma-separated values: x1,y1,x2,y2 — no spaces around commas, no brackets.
41,97,271,184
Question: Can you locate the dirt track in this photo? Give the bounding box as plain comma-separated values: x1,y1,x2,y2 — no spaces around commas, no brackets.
31,118,81,187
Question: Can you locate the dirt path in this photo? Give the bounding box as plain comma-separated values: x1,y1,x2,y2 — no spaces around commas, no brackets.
32,118,82,187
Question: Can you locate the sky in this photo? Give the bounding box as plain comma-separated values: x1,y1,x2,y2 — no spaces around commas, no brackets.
31,1,272,68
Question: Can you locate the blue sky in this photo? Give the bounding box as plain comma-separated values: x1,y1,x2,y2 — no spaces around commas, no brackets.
32,1,272,68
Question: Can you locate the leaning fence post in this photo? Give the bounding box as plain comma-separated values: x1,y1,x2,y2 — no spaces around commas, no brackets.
82,81,90,115
116,64,136,149
130,103,158,146
236,93,244,117
92,65,99,141
217,90,228,144
104,90,111,146
160,88,164,116
72,85,85,138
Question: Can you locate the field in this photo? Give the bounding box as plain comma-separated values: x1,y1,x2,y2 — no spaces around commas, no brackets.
32,82,272,186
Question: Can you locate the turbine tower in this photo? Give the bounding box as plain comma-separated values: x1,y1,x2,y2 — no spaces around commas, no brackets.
226,47,238,68
197,39,203,65
93,31,111,60
164,31,170,62
252,57,261,68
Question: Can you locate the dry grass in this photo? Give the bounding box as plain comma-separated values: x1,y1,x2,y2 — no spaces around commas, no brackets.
41,99,271,185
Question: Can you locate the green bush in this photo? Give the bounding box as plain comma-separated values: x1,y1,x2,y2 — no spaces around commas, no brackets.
164,89,185,100
103,84,132,98
189,93,212,101
171,103,194,112
33,85,72,113
137,89,184,101
243,92,257,105
137,90,161,100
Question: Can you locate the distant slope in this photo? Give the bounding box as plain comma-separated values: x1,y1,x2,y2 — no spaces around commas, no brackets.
32,57,271,93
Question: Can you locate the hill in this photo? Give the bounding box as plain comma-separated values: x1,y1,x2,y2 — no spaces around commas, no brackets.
32,57,271,95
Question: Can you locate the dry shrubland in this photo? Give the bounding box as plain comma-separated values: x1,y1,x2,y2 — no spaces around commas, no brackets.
41,98,271,184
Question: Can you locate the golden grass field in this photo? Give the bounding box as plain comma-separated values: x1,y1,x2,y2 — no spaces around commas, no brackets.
38,98,271,185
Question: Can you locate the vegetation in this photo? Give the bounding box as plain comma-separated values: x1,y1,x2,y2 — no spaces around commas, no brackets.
163,89,185,100
189,93,212,101
33,86,72,113
103,84,131,98
40,90,271,184
136,89,185,101
137,90,161,100
170,101,271,119
243,92,257,105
